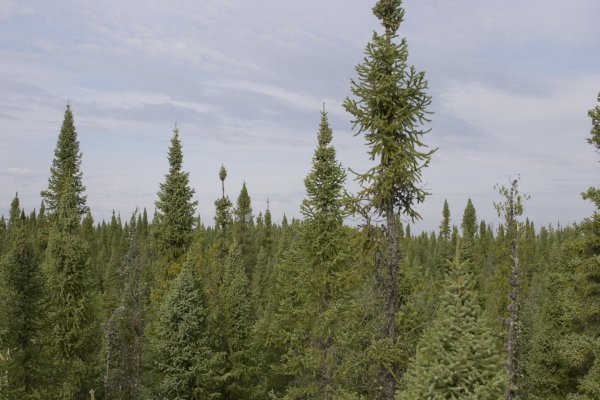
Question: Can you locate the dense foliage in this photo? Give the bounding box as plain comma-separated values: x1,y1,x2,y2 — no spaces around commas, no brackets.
1,1,598,399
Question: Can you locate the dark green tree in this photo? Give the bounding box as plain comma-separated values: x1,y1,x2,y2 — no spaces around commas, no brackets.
0,194,44,398
220,243,253,399
461,198,477,242
343,0,434,396
280,109,359,398
154,127,198,259
42,180,98,399
439,199,451,241
233,182,254,275
41,104,87,216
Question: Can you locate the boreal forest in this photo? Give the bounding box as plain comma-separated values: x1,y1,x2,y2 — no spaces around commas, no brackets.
1,0,599,399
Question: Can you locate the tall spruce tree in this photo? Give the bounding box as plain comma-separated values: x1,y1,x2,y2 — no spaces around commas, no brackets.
280,109,358,398
494,177,528,400
41,107,97,399
396,253,504,399
440,199,451,241
41,104,87,216
233,182,254,276
42,179,97,399
154,127,198,259
343,0,434,397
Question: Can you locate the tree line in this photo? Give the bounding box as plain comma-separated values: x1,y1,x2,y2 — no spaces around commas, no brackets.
1,0,599,399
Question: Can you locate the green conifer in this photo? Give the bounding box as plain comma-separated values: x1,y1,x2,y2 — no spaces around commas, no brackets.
440,199,451,241
154,259,223,399
154,128,198,259
0,194,43,397
397,254,504,399
42,180,98,399
41,104,87,216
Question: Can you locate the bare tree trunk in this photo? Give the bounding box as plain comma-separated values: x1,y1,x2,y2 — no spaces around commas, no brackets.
505,233,520,400
383,207,400,400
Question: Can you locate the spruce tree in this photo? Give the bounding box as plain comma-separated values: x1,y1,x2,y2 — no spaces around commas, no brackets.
103,213,148,400
40,107,97,398
154,127,198,259
494,178,528,400
343,0,434,396
461,198,478,265
440,199,451,241
154,259,223,400
233,182,254,275
461,198,477,241
42,180,97,399
41,104,87,216
396,254,504,399
280,109,358,398
214,165,233,257
220,243,252,399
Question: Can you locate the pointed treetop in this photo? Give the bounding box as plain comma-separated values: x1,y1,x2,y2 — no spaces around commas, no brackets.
372,0,404,33
41,104,87,216
317,108,333,147
168,127,183,172
9,192,20,225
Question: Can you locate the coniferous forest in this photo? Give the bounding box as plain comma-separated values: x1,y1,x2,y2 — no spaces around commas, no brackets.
1,1,599,399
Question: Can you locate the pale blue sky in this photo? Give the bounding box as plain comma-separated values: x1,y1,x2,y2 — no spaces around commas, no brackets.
1,0,599,231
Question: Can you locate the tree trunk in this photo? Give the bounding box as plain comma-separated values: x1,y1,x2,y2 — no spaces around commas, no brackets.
383,207,400,400
505,231,520,400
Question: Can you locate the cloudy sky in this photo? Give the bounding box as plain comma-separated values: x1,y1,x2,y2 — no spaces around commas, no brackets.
1,0,599,232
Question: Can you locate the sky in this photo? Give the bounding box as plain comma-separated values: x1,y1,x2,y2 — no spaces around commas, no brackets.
1,0,599,232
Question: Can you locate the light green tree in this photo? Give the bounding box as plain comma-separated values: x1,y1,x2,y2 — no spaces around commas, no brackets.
397,253,504,400
344,0,435,396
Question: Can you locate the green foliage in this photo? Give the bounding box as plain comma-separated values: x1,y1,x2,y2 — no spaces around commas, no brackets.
0,195,44,398
154,128,198,259
439,200,451,241
220,242,253,399
397,256,505,399
461,198,477,242
42,185,98,399
40,104,87,217
344,0,434,220
154,259,224,400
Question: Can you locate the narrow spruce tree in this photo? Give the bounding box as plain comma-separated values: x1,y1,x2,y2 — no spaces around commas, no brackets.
214,165,233,257
397,252,505,400
40,107,97,399
280,109,358,399
461,198,478,264
343,0,434,396
42,179,97,399
440,199,451,241
154,259,223,400
494,177,528,400
233,182,254,275
41,104,87,216
154,127,198,260
462,198,477,242
220,243,253,399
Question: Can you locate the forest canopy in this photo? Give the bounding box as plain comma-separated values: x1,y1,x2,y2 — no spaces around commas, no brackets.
1,1,599,399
